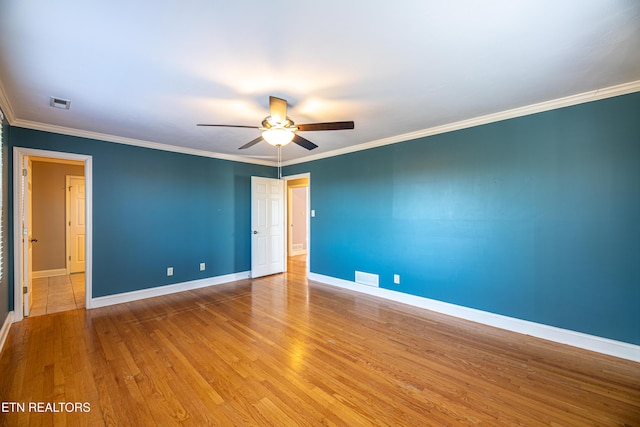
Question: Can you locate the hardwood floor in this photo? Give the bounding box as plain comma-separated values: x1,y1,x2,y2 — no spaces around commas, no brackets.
1,257,639,426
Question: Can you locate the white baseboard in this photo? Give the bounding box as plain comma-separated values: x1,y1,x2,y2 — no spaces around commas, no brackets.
0,311,14,357
32,268,68,279
308,273,640,363
90,271,251,309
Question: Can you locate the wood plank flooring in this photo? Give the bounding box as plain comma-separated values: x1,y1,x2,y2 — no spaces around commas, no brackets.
1,257,639,426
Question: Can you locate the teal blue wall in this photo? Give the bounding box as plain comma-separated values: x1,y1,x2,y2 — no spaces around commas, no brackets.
8,128,275,301
285,92,640,345
5,93,640,346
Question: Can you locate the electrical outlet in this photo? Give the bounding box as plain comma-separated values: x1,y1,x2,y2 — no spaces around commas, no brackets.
200,262,206,271
393,274,400,284
167,267,174,276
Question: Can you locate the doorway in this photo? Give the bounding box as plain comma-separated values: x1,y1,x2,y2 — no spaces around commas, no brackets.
31,160,84,316
251,173,313,278
284,173,310,275
13,148,93,322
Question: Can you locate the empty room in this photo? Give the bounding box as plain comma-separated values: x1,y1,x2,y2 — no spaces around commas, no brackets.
1,1,639,425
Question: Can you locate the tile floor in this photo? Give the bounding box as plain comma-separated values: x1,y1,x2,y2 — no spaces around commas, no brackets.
29,273,85,316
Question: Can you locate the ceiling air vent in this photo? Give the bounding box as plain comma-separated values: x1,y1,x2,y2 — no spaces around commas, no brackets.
49,97,71,110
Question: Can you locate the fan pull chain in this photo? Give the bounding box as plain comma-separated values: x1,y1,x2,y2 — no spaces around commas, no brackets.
277,145,282,179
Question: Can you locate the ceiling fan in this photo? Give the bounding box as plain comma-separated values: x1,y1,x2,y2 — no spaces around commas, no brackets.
197,96,354,150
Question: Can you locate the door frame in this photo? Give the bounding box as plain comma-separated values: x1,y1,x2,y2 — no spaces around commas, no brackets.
23,157,33,316
282,172,310,274
13,148,93,321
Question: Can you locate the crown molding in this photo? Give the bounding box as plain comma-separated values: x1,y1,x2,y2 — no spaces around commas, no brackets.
284,79,640,166
0,79,16,124
10,118,275,166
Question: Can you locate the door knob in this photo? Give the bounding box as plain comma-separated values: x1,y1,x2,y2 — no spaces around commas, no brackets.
252,230,258,234
30,238,38,243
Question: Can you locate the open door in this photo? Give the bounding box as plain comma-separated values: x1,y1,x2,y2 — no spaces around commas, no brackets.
251,176,285,278
22,157,34,316
66,175,86,273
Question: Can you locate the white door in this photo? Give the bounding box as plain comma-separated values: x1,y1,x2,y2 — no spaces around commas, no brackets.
251,176,285,278
22,157,34,316
67,176,86,273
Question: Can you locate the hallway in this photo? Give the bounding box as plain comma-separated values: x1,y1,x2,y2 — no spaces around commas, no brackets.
29,273,85,316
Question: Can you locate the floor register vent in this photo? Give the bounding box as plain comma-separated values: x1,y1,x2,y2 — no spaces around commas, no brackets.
355,271,379,287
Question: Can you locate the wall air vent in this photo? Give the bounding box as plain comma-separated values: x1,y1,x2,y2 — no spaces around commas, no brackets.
355,271,379,287
49,97,71,110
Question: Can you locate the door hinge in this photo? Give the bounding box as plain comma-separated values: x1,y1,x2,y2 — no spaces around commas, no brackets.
22,168,27,177
23,286,28,294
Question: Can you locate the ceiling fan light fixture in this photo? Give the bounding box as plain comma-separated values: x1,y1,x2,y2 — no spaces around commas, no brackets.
199,95,351,151
262,128,294,146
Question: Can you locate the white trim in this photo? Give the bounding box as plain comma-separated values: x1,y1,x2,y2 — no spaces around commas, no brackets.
0,311,14,357
0,79,15,124
284,79,640,166
11,118,273,167
91,271,250,308
32,269,67,279
308,273,640,363
13,148,93,320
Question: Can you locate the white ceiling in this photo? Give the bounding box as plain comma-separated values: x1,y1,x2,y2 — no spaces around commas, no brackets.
1,1,639,165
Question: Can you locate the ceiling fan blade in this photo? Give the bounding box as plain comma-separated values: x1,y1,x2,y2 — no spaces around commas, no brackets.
296,121,355,132
197,124,259,129
239,136,264,150
292,134,318,150
269,96,288,122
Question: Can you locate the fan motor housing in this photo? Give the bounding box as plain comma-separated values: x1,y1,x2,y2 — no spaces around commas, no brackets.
262,117,294,129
